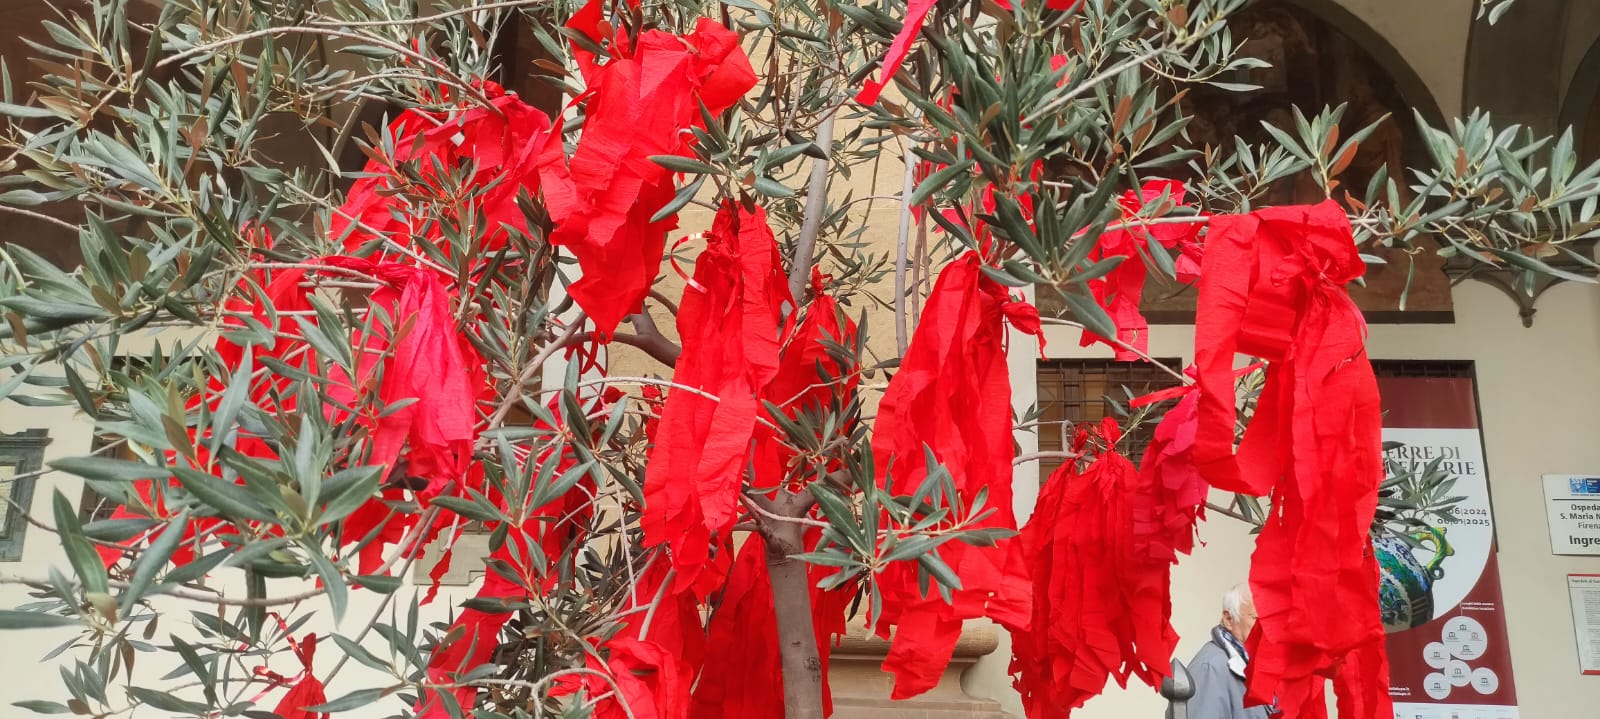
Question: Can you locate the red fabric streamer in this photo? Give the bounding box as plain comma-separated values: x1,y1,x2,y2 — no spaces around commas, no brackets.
856,0,937,105
642,203,791,592
1078,179,1203,360
541,1,758,338
1010,418,1194,717
691,537,783,718
333,83,552,254
1191,200,1390,718
270,635,330,719
752,270,860,490
869,252,1038,699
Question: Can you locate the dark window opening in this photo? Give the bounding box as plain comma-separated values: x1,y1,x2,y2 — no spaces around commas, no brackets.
1034,358,1184,481
0,429,52,561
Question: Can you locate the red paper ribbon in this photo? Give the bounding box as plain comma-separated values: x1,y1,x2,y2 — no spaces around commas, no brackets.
1191,200,1390,718
869,252,1038,699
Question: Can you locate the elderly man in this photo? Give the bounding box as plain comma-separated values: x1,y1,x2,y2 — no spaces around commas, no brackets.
1187,584,1274,719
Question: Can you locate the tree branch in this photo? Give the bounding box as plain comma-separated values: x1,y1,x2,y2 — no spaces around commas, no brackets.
754,487,824,719
893,141,917,355
1013,451,1081,466
612,310,682,367
787,104,839,301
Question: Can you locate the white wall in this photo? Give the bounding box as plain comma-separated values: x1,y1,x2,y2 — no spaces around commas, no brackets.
969,279,1600,718
1333,0,1474,118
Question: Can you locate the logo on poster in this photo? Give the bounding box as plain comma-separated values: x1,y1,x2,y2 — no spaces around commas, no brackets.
1570,477,1600,494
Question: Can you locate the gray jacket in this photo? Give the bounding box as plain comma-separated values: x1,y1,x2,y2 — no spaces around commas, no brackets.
1185,632,1272,719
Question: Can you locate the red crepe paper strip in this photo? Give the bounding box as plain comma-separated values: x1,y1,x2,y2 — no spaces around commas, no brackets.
993,0,1082,11
692,272,859,717
96,250,317,568
692,530,854,719
413,541,530,718
333,82,552,255
869,252,1038,699
856,0,936,105
416,388,613,717
316,256,486,577
642,203,791,592
1135,388,1208,559
1078,179,1204,360
554,559,704,719
418,515,597,716
753,269,860,491
691,537,783,718
270,634,330,719
1191,200,1390,718
541,1,758,338
321,258,480,502
557,636,693,719
861,1,1079,104
1011,418,1195,718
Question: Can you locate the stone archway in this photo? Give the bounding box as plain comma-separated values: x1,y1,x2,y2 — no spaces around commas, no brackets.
1560,38,1600,162
1463,0,1569,136
1157,0,1454,319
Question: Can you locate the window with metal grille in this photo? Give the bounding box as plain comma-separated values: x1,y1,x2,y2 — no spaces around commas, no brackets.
1034,358,1184,481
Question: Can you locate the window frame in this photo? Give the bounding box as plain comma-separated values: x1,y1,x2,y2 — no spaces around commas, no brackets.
0,429,52,561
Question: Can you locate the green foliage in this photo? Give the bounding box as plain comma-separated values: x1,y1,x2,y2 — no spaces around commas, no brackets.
0,0,1588,716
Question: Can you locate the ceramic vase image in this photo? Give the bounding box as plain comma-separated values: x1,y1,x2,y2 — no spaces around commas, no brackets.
1375,526,1453,633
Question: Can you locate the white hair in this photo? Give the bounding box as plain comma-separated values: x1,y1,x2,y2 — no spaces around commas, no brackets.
1223,583,1253,618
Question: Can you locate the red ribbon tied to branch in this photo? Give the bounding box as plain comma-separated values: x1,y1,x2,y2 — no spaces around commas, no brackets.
869,252,1039,699
641,202,791,592
1191,200,1391,719
541,0,758,339
1011,414,1204,718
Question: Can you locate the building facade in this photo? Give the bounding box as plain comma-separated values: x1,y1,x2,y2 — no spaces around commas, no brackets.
3,1,1600,718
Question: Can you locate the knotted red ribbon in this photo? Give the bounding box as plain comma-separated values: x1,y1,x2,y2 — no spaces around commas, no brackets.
1078,179,1204,360
641,202,791,592
269,633,330,719
1011,416,1199,717
1191,200,1389,718
869,252,1037,699
540,0,758,339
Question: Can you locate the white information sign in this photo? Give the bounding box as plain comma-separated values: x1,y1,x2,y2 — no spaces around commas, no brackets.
1567,574,1600,675
1541,475,1600,555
